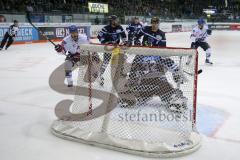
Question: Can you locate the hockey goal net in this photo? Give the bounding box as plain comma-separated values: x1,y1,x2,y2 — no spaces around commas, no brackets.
51,44,201,158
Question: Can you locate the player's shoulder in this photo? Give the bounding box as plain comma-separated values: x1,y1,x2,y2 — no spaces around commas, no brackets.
62,35,71,43
142,26,151,31
192,25,199,32
116,25,124,30
78,33,88,41
138,22,143,27
157,29,165,35
101,25,110,32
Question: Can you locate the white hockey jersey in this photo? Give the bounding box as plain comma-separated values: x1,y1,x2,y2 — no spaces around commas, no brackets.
190,25,210,43
60,34,89,55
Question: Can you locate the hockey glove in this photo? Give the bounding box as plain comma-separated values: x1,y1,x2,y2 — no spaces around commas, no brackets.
191,42,197,49
207,29,212,35
55,44,63,52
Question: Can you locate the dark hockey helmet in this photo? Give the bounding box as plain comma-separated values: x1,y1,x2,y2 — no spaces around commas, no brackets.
151,17,160,24
133,16,139,20
13,20,18,26
108,15,118,21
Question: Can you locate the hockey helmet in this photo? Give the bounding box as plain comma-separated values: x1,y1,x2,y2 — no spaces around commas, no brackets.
197,18,206,25
69,25,78,33
108,15,118,21
151,17,160,24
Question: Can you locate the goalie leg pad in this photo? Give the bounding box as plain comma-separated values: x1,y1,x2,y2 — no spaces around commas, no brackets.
161,89,188,114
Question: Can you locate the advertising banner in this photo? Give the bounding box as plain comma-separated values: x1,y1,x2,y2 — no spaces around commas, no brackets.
38,26,91,40
88,2,108,13
0,27,39,42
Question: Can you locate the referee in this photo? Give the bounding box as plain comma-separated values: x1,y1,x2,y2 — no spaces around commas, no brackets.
0,20,19,50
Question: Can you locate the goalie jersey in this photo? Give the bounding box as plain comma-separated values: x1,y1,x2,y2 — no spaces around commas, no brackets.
191,25,210,43
97,25,127,44
135,26,166,47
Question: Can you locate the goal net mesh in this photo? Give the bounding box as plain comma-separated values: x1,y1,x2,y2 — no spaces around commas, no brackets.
51,44,201,158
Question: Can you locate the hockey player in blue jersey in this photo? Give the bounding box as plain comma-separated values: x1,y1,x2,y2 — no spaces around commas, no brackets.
126,17,143,45
97,15,127,86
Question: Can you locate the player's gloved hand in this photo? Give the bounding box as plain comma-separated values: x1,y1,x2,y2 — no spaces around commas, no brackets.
207,29,212,35
72,52,80,59
55,44,63,52
191,42,197,49
173,71,188,84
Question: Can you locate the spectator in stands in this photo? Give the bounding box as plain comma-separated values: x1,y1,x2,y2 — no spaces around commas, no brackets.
0,15,6,23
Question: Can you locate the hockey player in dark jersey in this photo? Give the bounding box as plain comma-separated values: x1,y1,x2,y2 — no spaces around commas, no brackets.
97,15,127,86
134,17,166,47
118,17,188,114
0,20,19,50
126,17,143,45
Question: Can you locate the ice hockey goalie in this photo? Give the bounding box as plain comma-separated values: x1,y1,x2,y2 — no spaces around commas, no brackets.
117,55,188,114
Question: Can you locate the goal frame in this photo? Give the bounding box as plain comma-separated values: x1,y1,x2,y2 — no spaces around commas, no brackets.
51,43,201,158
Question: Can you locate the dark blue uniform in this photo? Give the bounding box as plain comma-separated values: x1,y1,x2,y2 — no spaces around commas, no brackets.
135,26,166,47
97,24,127,85
126,23,142,45
97,25,127,44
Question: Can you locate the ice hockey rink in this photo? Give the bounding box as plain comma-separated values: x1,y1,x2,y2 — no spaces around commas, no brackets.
0,30,240,160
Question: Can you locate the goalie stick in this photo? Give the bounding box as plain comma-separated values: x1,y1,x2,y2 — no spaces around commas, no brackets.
26,11,56,47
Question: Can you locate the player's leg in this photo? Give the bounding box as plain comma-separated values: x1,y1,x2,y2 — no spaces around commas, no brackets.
0,32,9,50
200,42,213,65
98,52,112,86
5,36,14,50
186,42,199,65
64,58,74,87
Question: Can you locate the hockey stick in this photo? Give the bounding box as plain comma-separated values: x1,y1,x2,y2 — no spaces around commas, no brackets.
26,11,56,46
184,69,202,76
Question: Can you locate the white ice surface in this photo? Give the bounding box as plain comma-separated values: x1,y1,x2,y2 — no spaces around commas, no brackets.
0,31,240,160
